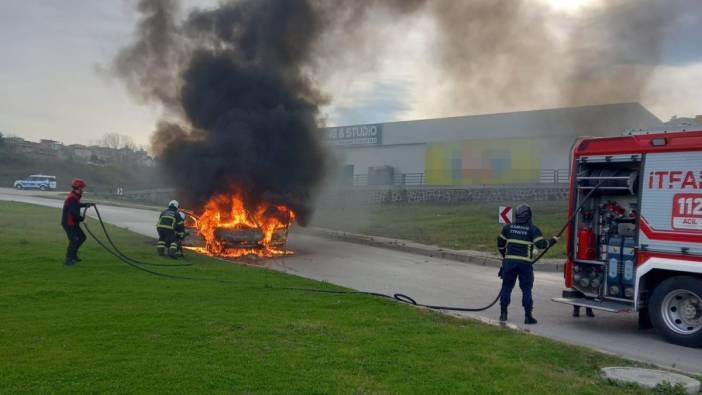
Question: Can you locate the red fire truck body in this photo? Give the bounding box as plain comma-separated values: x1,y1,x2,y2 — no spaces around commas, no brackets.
554,129,702,347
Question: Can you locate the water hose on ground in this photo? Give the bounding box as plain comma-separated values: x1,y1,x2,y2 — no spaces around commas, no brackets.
81,205,237,283
81,185,600,312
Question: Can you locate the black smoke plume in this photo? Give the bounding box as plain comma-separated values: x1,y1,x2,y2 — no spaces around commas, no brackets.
115,0,329,224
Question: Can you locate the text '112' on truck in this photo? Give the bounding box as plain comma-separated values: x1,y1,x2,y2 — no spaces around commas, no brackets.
553,127,702,347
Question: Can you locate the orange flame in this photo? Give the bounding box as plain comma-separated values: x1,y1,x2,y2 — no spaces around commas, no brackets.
188,192,295,257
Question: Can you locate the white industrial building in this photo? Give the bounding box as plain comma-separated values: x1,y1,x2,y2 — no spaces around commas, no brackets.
323,103,662,186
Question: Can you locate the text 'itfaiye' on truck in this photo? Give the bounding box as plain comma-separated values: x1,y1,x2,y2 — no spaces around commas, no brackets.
554,127,702,348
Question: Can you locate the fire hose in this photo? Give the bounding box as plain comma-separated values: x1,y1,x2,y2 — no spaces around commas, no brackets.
81,184,600,312
81,205,236,283
283,182,603,312
82,205,192,267
531,182,602,264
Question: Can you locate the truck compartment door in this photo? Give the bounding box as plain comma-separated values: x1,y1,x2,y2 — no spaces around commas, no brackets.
640,152,702,256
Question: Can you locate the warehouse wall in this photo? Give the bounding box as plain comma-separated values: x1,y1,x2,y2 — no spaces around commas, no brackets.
332,137,571,185
324,103,661,185
333,143,425,175
425,137,541,185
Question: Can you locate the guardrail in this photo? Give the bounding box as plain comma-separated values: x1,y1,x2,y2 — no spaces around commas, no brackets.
349,169,569,187
351,173,425,187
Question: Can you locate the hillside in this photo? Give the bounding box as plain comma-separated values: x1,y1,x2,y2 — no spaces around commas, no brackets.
0,147,166,193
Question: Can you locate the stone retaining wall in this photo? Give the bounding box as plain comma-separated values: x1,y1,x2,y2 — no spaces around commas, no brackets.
318,185,569,206
103,185,569,207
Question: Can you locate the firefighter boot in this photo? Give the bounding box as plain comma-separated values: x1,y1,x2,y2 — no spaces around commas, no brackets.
157,241,165,256
499,306,508,322
64,257,75,266
586,308,595,318
168,243,178,259
572,306,580,317
524,309,538,325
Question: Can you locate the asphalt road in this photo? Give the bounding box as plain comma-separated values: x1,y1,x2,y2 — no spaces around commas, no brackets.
2,187,701,374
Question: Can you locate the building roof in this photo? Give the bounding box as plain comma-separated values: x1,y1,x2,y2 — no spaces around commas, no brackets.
664,116,702,128
327,102,662,146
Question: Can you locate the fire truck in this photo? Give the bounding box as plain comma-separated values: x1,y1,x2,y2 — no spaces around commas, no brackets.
553,128,702,347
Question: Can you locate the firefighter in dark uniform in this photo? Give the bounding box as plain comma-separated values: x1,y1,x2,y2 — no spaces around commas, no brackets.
61,179,93,266
497,204,559,324
157,200,184,258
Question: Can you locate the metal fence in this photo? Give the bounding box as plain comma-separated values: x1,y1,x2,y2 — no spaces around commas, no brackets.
540,169,570,184
351,173,425,187
350,169,569,187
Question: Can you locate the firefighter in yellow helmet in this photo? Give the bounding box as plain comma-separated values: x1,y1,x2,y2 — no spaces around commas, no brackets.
156,200,185,258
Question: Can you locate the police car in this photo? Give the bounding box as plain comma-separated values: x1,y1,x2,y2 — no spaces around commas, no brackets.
13,174,57,191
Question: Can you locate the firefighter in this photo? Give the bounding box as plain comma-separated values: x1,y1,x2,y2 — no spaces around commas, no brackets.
497,204,559,324
61,179,94,266
156,200,184,258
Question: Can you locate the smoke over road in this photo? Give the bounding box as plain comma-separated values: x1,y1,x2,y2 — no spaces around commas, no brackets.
114,0,696,221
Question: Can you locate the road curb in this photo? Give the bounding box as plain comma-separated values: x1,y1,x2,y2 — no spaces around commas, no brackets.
302,227,565,272
30,193,162,212
601,367,700,394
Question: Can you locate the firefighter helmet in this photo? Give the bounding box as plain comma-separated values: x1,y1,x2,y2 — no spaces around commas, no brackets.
168,200,179,209
71,179,87,189
515,204,532,224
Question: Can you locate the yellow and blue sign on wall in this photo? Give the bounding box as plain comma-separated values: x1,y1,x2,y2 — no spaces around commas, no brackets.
425,138,541,185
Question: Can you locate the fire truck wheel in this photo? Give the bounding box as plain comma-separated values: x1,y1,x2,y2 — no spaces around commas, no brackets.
649,276,702,348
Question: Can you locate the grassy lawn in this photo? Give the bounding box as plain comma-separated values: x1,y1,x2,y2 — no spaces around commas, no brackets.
0,201,657,394
313,201,569,258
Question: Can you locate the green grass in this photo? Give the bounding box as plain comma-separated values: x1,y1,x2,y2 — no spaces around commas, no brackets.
313,201,569,258
0,201,654,394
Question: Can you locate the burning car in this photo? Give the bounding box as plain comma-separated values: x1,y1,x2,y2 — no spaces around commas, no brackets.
183,193,294,258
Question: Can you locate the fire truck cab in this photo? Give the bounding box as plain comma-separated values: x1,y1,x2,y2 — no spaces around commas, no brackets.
553,128,702,347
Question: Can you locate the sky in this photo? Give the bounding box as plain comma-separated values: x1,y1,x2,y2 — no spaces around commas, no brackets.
0,0,701,147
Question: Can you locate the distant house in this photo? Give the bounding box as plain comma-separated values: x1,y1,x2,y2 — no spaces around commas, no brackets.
140,157,156,168
664,115,702,128
5,137,37,154
35,139,63,158
4,136,156,168
66,144,93,162
5,136,26,145
133,149,156,168
39,139,62,150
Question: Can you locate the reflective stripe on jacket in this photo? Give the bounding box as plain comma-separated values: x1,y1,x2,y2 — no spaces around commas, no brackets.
496,223,552,264
157,208,184,231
